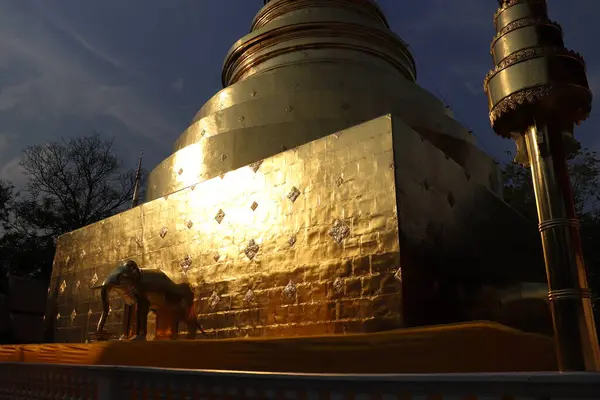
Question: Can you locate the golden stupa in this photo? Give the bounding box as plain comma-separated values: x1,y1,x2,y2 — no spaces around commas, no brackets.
22,0,562,372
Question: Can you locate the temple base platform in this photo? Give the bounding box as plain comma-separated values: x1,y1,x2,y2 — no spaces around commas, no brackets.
0,321,557,373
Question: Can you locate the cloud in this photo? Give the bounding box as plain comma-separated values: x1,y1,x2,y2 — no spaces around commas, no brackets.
81,85,179,144
0,156,26,188
0,1,180,168
0,133,16,154
587,69,600,97
0,80,36,112
171,79,185,93
447,64,490,96
394,0,493,37
31,2,129,72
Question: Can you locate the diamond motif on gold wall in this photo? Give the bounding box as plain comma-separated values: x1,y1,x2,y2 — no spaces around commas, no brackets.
59,280,67,294
186,220,193,229
244,289,256,303
288,235,297,247
250,201,259,211
287,187,301,203
333,277,344,293
180,255,192,273
208,291,220,309
244,239,259,260
213,253,220,262
329,219,350,244
250,90,257,97
394,267,403,283
76,281,81,290
250,160,263,173
71,309,77,321
334,176,344,187
87,309,92,317
56,313,61,320
178,168,183,175
283,280,297,299
200,129,206,137
159,227,168,239
215,209,225,224
280,145,288,152
91,273,99,287
219,153,227,162
334,131,342,139
286,106,293,113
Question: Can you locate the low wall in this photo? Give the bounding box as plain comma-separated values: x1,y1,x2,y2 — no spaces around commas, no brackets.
1,364,598,400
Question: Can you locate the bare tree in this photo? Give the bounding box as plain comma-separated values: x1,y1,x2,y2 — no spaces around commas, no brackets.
0,133,145,284
7,133,143,238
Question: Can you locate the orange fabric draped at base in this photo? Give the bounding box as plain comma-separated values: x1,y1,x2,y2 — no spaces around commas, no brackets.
0,321,557,373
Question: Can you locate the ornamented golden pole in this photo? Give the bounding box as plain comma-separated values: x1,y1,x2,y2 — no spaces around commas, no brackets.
484,0,600,371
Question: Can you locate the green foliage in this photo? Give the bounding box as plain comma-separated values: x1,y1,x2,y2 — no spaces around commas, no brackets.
0,233,55,280
501,152,537,222
502,148,600,220
501,147,600,308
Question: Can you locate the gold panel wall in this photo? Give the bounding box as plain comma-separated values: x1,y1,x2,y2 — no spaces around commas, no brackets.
47,116,401,343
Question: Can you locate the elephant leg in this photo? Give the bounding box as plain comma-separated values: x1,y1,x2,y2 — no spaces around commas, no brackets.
132,298,149,341
96,286,111,334
119,304,135,340
169,314,179,340
186,319,197,340
186,305,197,340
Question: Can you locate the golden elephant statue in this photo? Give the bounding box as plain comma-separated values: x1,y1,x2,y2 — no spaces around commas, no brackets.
93,260,206,341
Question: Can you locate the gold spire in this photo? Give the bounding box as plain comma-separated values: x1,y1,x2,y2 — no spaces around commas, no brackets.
131,150,143,208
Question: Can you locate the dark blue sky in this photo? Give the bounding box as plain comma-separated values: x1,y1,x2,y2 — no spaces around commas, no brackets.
0,0,597,187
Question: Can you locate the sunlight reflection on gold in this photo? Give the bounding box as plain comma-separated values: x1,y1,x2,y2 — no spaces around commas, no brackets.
173,143,206,189
51,116,402,340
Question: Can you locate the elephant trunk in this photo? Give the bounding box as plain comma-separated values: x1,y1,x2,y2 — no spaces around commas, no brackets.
96,285,111,333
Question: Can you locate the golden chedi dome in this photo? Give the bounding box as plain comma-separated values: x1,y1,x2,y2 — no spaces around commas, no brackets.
145,0,499,208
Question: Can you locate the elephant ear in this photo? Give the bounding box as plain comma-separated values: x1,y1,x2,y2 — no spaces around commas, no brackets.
125,260,142,284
